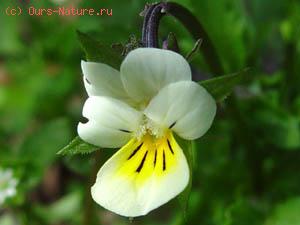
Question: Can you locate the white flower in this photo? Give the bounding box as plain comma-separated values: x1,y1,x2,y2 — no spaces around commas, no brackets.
78,48,216,217
0,168,18,206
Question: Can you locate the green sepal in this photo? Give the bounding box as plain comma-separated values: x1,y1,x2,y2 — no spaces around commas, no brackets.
57,136,99,155
199,68,249,102
77,30,123,69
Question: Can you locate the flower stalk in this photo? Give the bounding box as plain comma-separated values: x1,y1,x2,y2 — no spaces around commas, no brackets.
141,2,224,75
84,150,102,225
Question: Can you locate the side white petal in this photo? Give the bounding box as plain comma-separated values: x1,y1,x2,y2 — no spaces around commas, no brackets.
81,61,128,100
91,133,189,217
78,96,142,148
144,81,216,140
120,48,192,104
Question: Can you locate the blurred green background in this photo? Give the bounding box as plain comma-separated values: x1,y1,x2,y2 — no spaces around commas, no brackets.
1,0,300,224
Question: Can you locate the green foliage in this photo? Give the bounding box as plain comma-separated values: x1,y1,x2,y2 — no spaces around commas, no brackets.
200,69,248,101
21,119,71,165
77,31,123,69
254,107,300,149
58,136,99,155
264,197,300,225
20,118,72,188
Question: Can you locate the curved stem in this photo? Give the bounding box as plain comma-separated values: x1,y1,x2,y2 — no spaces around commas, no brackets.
144,3,166,48
141,2,224,75
141,3,158,45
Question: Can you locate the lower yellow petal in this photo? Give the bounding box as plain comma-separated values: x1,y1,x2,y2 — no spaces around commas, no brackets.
115,132,179,185
91,132,189,217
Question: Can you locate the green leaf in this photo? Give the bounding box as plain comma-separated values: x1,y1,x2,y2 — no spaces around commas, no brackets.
264,197,300,225
77,30,123,69
199,68,249,101
57,136,99,155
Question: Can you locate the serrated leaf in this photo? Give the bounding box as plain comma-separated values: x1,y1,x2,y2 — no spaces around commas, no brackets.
77,30,123,69
57,136,99,155
199,69,249,101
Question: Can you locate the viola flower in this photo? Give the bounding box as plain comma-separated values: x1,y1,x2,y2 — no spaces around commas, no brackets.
78,48,216,217
0,168,18,206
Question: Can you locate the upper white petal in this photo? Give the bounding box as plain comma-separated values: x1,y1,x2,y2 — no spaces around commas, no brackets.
81,61,128,100
77,96,142,148
120,48,192,104
144,81,216,140
91,134,189,217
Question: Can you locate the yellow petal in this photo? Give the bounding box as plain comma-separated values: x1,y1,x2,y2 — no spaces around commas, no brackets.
91,132,189,217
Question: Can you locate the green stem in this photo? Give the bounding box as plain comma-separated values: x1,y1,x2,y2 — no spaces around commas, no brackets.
84,151,102,225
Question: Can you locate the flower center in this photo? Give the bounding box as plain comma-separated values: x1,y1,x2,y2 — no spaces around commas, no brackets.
135,116,167,140
114,131,179,186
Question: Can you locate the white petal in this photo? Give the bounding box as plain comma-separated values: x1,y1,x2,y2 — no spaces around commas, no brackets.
144,81,216,140
81,61,128,100
120,48,192,104
91,133,189,217
78,96,142,148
